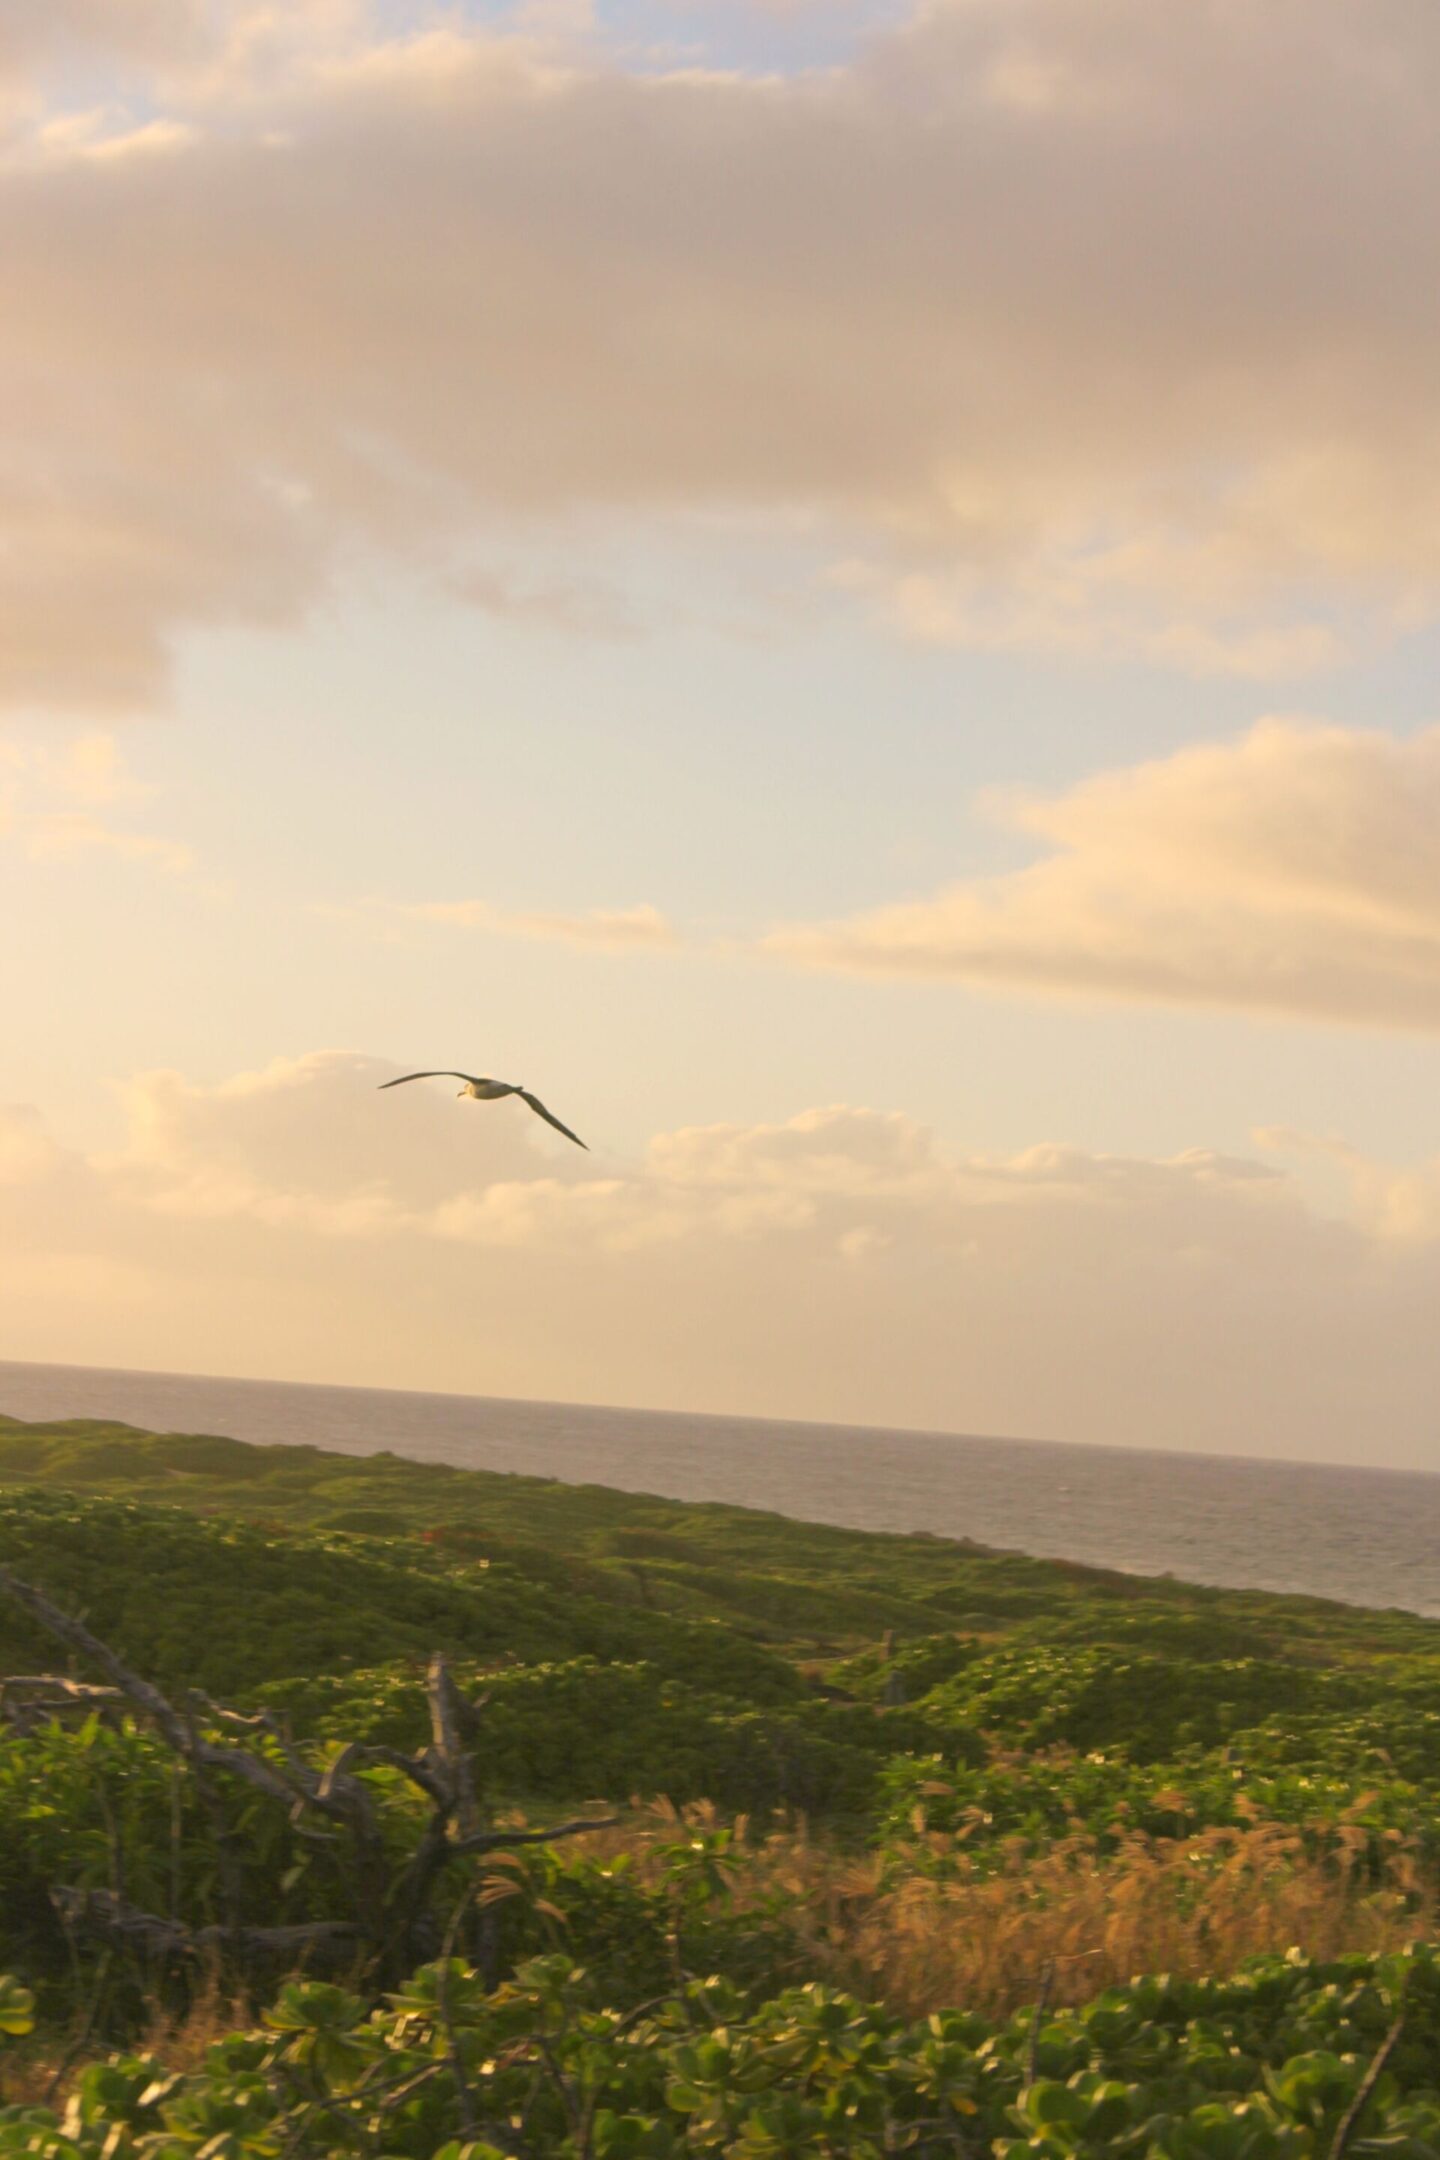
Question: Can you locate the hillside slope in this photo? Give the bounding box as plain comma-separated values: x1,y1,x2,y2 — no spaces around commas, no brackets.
0,1409,1438,2154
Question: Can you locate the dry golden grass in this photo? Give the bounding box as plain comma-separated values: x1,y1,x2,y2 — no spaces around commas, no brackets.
813,1823,1430,2020
136,1974,254,2070
577,1803,1434,2023
6,1808,1430,2106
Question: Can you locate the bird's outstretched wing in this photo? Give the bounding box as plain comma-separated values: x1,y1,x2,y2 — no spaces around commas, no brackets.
378,1071,479,1089
519,1089,588,1149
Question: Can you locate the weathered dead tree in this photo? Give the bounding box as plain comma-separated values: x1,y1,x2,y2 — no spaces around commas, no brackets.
0,1565,614,1985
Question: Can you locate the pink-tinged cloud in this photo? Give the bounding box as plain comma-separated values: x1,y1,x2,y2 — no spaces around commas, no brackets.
7,1,1440,704
769,721,1440,1033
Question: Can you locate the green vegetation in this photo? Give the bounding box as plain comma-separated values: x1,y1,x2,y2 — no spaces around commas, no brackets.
0,1408,1437,2153
2,1949,1440,2158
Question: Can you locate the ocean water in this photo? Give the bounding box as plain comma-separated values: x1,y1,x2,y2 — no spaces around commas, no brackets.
0,1359,1437,1617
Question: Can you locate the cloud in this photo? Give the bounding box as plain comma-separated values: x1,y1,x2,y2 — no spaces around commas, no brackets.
1258,1123,1440,1246
0,1,200,85
769,720,1440,1034
107,1050,558,1226
49,730,153,805
23,812,193,871
0,2,374,102
0,1104,62,1187
6,1048,1440,1465
0,731,192,869
830,554,1355,683
7,0,1440,704
446,565,638,641
401,900,678,951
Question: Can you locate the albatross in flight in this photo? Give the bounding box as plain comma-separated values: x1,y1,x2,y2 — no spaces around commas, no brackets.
379,1071,588,1149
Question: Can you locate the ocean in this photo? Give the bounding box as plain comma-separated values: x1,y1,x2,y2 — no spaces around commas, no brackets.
0,1358,1436,1617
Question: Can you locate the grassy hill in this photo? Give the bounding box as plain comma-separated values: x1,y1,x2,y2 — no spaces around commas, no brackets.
1,1409,1433,1653
0,1408,1437,2152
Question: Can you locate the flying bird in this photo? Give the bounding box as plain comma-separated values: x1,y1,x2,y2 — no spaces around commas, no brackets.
379,1071,588,1150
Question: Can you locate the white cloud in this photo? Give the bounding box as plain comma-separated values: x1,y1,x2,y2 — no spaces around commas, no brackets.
7,0,1440,703
52,731,153,804
0,1105,62,1187
24,812,193,871
402,900,678,951
5,1049,1440,1464
0,732,191,869
769,720,1440,1033
108,1050,558,1220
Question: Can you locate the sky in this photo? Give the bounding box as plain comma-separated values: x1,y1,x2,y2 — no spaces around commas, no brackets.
5,0,1440,1468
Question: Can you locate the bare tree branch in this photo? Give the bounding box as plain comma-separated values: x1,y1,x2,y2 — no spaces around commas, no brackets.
1329,2014,1406,2160
0,1567,377,1828
0,1570,192,1752
428,1654,479,1838
53,1888,359,1964
0,1566,621,1986
0,1675,127,1734
454,1818,618,1858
